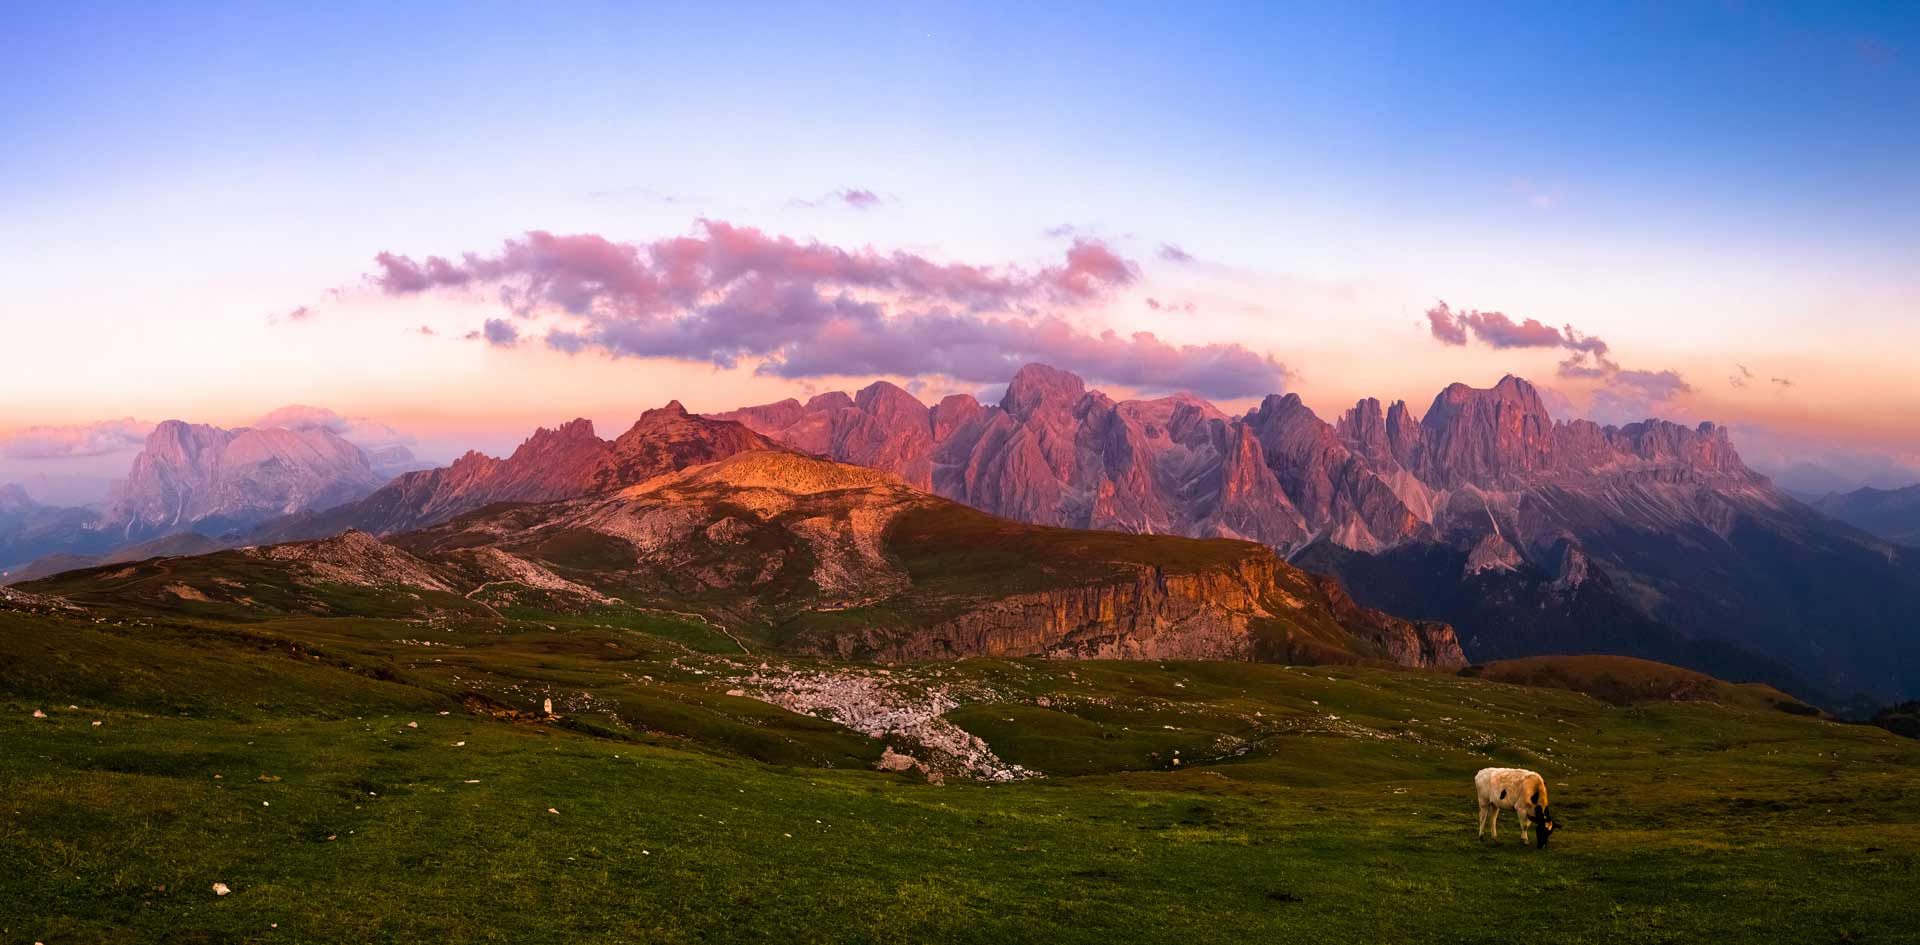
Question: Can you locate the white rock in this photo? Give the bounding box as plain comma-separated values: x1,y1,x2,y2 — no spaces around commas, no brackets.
31,709,46,719
548,808,560,815
406,721,418,728
212,882,231,896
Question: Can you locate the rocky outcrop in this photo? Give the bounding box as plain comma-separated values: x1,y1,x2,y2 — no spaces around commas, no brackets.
247,529,455,591
780,532,1464,669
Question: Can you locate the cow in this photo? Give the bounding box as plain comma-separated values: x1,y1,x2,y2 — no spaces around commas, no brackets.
1475,767,1556,848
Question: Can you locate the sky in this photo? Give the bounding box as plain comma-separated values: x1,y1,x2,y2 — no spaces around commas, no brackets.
3,1,1917,502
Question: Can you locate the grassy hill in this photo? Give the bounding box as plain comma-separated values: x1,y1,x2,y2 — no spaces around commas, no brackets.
4,598,1917,943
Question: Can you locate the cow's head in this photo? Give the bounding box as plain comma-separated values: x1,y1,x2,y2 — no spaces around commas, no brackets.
1530,806,1556,849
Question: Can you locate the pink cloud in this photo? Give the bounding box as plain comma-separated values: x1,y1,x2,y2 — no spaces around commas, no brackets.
359,222,1281,398
1428,301,1687,411
837,188,881,208
1426,301,1610,357
253,405,412,449
1425,302,1470,345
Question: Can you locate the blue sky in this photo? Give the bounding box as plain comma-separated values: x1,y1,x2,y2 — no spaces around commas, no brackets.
2,1,1916,496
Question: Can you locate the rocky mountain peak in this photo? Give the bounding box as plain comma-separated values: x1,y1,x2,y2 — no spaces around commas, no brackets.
806,391,855,412
1417,375,1559,488
854,381,931,429
1002,363,1087,419
1335,398,1390,463
520,417,599,447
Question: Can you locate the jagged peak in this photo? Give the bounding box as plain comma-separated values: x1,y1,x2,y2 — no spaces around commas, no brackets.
805,390,855,412
1002,363,1087,418
534,417,598,437
854,380,930,419
1251,391,1316,425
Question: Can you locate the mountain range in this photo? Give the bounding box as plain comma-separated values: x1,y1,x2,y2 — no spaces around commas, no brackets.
8,364,1917,706
716,365,1920,705
27,447,1463,671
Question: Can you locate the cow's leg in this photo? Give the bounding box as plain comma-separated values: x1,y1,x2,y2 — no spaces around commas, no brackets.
1477,802,1488,838
1490,807,1498,839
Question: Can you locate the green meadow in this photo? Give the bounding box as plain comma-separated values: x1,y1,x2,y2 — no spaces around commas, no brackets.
3,606,1916,944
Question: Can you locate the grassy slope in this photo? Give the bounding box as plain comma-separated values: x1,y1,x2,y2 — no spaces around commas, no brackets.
3,607,1918,944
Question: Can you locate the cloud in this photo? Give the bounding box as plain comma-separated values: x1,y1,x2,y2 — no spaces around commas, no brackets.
1590,367,1692,418
837,188,881,209
1423,302,1607,355
481,318,520,347
359,222,1284,398
1772,376,1795,388
252,405,413,449
418,325,437,336
1158,244,1195,264
1145,298,1197,314
790,188,886,210
1730,363,1754,388
1425,303,1471,345
0,419,153,459
1426,301,1690,420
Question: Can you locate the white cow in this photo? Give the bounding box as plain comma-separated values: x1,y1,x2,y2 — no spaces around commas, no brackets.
1475,767,1557,848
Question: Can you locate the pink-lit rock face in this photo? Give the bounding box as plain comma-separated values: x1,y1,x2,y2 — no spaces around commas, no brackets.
714,364,1774,560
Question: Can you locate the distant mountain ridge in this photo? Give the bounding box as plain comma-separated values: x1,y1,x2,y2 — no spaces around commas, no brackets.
717,364,1920,704
1813,484,1920,547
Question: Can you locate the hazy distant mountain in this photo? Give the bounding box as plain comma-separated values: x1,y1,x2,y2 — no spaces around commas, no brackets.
1813,484,1920,547
4,420,421,579
0,484,110,578
103,420,386,543
719,364,1920,705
